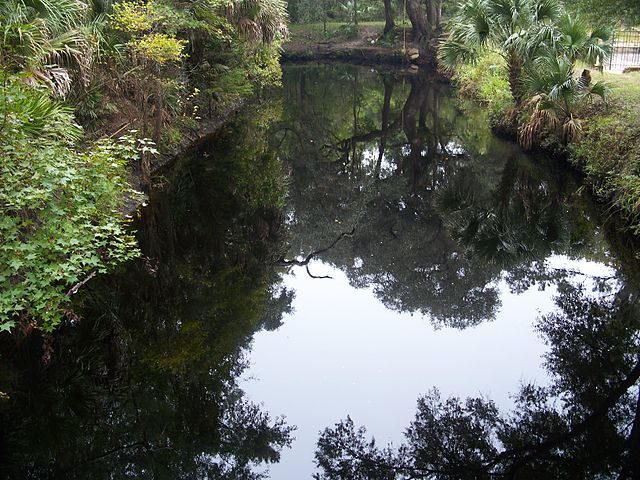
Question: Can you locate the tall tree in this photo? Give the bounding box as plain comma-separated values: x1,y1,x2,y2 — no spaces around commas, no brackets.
383,0,394,35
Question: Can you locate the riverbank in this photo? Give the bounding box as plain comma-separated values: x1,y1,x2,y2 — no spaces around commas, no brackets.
568,72,640,235
451,55,640,237
282,22,427,65
126,97,246,203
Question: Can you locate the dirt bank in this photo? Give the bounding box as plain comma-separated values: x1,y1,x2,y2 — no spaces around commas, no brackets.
283,23,432,65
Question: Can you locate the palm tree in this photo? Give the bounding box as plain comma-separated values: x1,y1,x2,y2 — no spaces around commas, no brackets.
523,12,612,71
221,0,289,43
439,0,562,105
0,0,101,96
518,52,608,148
517,13,611,148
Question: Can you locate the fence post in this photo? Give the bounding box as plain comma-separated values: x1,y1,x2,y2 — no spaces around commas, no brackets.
609,30,615,71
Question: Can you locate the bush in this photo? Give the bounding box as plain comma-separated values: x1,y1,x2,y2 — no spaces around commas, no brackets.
334,23,359,40
452,51,514,129
0,75,143,332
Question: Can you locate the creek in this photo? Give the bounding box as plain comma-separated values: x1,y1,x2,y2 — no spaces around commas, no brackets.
1,63,638,479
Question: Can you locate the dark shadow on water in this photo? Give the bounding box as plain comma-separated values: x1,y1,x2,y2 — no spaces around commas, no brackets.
0,106,294,479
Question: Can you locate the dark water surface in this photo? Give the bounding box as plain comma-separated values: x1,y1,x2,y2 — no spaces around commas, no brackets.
1,64,639,478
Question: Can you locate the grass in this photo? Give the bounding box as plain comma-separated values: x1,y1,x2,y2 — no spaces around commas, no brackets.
451,51,514,119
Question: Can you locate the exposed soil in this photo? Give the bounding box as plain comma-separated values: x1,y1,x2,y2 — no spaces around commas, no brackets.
283,24,420,65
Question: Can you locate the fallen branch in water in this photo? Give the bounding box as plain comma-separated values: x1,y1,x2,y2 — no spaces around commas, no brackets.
277,228,355,279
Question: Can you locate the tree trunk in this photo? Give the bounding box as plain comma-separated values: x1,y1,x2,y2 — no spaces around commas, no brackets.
383,0,395,35
405,0,431,43
402,76,430,189
507,49,524,105
354,0,358,26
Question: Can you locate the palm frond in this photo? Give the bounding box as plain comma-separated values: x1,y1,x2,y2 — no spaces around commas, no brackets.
438,38,480,71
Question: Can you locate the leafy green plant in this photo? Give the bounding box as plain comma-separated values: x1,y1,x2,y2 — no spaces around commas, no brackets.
454,51,513,110
160,125,182,150
439,0,562,105
0,74,143,332
129,33,186,64
334,23,359,39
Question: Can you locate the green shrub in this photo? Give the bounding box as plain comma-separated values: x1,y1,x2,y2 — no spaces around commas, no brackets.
161,126,183,150
0,75,143,332
453,51,513,119
334,23,359,40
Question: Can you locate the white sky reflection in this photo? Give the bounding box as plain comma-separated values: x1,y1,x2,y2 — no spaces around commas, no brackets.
241,257,613,478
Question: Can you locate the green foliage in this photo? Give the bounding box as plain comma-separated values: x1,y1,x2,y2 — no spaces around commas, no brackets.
0,0,94,94
334,22,359,39
0,0,290,332
245,42,284,88
110,0,159,33
160,125,182,149
519,54,610,148
0,74,142,332
110,0,186,63
71,85,118,128
442,1,614,150
453,50,513,114
129,32,186,64
568,78,640,234
225,0,289,42
566,0,640,26
439,0,563,69
207,65,254,100
288,0,386,24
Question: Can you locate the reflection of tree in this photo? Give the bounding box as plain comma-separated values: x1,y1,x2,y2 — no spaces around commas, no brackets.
315,276,640,479
275,64,601,329
438,154,573,266
0,107,295,479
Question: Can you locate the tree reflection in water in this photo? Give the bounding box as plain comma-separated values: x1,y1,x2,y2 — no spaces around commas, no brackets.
270,65,639,477
0,105,295,479
276,64,605,329
315,278,640,479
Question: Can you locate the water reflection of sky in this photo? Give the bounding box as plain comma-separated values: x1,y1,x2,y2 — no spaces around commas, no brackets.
241,255,617,478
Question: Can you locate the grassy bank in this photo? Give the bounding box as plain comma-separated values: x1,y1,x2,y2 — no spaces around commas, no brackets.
452,56,640,237
569,72,640,234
